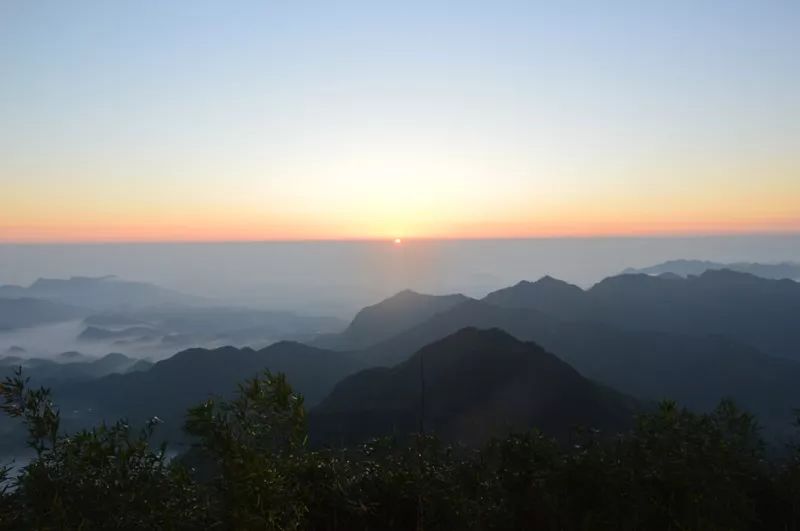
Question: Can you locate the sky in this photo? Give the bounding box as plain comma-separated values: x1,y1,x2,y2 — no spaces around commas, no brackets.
1,0,798,242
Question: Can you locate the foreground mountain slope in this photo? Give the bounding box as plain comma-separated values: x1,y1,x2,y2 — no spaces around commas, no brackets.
311,328,637,445
313,289,471,350
482,276,585,316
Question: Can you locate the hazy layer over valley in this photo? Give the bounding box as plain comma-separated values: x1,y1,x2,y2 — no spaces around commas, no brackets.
2,236,799,317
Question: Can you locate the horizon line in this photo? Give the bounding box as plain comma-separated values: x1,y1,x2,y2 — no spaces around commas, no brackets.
2,230,800,246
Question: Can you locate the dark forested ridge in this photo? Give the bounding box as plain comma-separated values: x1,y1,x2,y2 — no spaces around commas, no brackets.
46,341,365,446
310,328,637,445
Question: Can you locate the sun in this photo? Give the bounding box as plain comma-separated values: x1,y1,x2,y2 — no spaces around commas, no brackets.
393,238,402,245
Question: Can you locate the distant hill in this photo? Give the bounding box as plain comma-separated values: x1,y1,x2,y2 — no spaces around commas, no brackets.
482,270,800,360
354,298,800,440
312,290,471,350
623,260,800,280
53,341,366,445
310,328,637,446
0,275,201,310
0,297,86,330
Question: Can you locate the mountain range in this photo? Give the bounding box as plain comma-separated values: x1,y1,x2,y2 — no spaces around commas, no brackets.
306,271,800,440
623,259,800,280
0,275,202,311
483,269,800,361
4,266,800,458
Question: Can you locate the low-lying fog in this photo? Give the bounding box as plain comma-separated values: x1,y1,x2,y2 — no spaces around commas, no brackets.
0,320,107,359
0,320,276,362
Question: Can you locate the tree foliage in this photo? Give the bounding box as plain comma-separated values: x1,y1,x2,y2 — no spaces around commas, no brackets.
1,368,799,530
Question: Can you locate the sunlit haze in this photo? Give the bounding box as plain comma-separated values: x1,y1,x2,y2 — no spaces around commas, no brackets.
1,1,799,242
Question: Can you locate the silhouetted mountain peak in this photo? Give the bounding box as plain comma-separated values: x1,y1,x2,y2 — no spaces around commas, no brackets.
533,274,583,291
312,327,636,445
389,288,423,299
482,275,584,311
372,289,468,308
400,327,566,383
417,326,524,352
313,290,472,350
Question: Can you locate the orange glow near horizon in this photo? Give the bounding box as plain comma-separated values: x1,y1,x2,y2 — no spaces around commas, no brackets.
4,135,798,243
2,214,799,244
3,136,798,244
2,1,799,245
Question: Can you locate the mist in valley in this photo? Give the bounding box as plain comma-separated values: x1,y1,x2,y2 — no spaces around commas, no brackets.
3,235,799,318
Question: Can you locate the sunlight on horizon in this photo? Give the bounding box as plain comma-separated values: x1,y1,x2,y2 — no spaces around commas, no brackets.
1,1,798,243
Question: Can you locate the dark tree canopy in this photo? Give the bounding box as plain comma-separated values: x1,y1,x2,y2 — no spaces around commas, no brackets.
1,368,800,530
